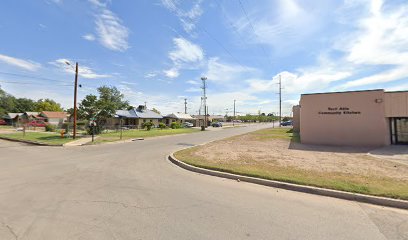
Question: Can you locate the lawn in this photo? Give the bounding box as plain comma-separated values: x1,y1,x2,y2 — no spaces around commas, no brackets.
94,128,200,144
0,132,74,145
175,128,408,200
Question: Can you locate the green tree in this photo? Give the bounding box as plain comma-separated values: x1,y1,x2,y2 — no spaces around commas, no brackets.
78,86,130,133
14,98,36,112
35,99,63,112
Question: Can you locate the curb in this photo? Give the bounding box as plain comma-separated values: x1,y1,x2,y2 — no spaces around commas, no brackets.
168,153,408,210
0,136,62,146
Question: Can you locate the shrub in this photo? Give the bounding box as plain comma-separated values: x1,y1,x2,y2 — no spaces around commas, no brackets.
142,121,154,131
45,124,56,132
170,122,181,129
158,122,166,129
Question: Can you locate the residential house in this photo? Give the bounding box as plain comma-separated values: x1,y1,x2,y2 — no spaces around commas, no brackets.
109,105,163,129
39,111,68,127
163,113,197,126
3,113,23,126
21,112,41,123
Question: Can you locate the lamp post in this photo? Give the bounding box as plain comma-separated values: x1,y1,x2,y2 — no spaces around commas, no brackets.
201,76,207,129
65,61,79,139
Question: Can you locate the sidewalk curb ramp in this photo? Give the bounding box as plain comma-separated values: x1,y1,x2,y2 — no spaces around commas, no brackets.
168,153,408,210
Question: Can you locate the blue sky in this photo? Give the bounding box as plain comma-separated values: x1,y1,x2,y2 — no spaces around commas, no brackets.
0,0,407,116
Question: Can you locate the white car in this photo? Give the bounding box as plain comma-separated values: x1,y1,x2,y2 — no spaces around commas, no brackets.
182,122,194,128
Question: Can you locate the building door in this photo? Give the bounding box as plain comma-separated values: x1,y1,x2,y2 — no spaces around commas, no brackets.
391,118,408,144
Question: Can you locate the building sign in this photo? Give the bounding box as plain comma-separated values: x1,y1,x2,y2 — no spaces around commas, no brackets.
318,107,361,115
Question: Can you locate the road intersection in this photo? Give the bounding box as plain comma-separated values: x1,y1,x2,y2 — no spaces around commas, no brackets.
0,124,407,239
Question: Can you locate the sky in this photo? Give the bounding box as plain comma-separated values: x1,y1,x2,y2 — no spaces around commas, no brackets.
0,0,407,116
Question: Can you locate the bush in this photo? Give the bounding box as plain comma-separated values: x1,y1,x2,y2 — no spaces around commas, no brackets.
142,121,154,131
170,122,181,129
158,122,166,129
45,124,56,132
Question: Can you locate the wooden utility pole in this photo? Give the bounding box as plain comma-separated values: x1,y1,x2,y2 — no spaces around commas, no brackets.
184,98,187,114
73,62,78,139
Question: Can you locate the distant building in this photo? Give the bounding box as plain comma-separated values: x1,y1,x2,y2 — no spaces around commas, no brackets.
192,115,225,127
109,105,163,129
39,111,68,127
3,113,23,126
163,113,197,126
293,89,408,146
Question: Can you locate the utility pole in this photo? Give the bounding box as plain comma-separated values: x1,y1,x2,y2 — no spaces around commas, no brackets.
73,62,79,139
184,98,187,114
233,99,236,127
201,77,207,129
278,74,282,127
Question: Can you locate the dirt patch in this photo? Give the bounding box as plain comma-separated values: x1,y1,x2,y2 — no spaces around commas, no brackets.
189,134,408,181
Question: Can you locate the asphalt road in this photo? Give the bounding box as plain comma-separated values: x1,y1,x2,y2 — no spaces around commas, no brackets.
0,124,407,240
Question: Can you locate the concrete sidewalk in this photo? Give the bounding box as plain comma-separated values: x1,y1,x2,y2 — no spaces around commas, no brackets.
63,136,95,146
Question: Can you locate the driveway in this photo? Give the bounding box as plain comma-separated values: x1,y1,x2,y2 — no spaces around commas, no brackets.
0,124,407,240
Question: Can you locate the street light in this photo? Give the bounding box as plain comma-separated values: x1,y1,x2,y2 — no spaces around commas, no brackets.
201,76,207,129
65,61,79,139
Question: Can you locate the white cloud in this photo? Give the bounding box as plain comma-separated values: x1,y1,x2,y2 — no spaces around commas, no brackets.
82,34,96,41
186,80,200,85
335,0,408,88
164,37,204,78
205,57,255,83
95,9,129,51
50,59,111,79
161,0,204,33
144,72,158,78
234,0,325,52
169,37,204,64
163,68,179,78
0,54,41,71
88,0,106,7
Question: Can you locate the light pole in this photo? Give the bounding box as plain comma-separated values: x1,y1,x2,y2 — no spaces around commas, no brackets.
65,61,79,139
233,99,236,127
201,76,207,129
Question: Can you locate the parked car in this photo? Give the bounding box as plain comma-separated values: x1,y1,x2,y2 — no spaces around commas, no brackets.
0,119,7,125
212,122,223,127
182,122,194,128
280,121,292,126
27,120,47,127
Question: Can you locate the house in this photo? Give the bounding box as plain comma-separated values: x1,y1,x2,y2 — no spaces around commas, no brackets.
39,111,68,127
109,105,163,129
192,115,225,127
3,113,23,126
21,112,41,123
163,113,197,126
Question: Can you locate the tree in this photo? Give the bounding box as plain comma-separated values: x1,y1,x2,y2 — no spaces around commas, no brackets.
14,98,36,112
78,86,130,133
35,99,63,112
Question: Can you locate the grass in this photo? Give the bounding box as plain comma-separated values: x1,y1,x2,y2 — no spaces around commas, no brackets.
0,132,74,145
0,125,14,129
174,128,408,200
93,128,200,144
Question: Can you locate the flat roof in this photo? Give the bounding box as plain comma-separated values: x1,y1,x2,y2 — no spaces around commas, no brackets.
301,89,384,96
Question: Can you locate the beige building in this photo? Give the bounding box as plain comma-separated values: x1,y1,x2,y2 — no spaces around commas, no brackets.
293,89,408,146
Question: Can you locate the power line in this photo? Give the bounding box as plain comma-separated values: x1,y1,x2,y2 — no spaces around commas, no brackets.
0,80,73,87
215,1,264,68
237,0,273,66
200,27,246,68
0,71,70,83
